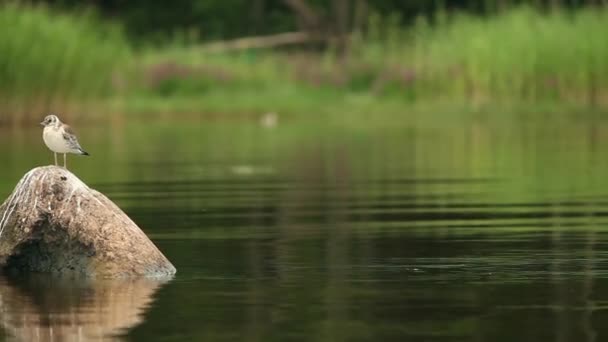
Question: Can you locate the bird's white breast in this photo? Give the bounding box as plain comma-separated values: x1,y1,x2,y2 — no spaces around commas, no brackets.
43,126,72,153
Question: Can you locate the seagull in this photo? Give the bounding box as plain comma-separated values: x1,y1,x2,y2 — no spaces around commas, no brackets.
40,114,89,169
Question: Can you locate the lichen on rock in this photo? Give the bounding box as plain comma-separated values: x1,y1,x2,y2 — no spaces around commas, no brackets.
0,166,176,277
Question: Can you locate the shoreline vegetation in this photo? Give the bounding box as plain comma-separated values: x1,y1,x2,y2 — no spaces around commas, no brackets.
0,4,130,124
0,4,607,124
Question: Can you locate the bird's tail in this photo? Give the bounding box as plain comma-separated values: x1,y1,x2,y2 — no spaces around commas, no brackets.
80,149,90,156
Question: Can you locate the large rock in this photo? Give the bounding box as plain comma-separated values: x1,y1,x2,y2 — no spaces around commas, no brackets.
0,166,176,277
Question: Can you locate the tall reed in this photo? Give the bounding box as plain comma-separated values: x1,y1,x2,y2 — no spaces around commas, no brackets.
352,6,608,106
0,3,130,123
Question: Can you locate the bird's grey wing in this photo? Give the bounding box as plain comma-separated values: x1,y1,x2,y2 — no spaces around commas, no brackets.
62,125,84,150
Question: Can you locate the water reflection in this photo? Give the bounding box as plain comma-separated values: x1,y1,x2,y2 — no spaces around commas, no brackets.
2,119,608,340
0,275,170,341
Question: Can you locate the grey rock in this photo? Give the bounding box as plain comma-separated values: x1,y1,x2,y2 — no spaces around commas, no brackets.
0,166,176,277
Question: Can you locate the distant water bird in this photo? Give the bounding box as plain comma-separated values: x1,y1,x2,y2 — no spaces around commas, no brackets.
40,114,89,169
260,112,278,129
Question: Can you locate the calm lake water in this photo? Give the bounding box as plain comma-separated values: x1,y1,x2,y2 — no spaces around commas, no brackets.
1,114,608,341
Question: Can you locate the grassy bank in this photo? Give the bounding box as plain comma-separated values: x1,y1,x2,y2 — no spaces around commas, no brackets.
1,5,607,122
386,7,608,105
127,6,608,116
0,4,130,123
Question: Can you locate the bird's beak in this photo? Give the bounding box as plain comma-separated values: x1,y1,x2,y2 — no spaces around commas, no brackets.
40,121,45,126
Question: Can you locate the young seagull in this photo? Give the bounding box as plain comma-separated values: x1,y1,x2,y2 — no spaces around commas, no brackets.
40,114,89,169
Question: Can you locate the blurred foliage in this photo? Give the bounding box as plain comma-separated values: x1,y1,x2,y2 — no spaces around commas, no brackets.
0,1,607,122
126,6,608,115
0,3,130,123
31,0,604,42
352,7,608,104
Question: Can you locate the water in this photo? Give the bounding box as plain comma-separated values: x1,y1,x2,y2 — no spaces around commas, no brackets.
1,115,608,341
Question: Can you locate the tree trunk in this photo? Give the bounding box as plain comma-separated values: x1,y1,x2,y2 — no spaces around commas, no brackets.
352,0,368,32
283,0,323,32
549,0,561,10
332,0,351,56
250,0,266,34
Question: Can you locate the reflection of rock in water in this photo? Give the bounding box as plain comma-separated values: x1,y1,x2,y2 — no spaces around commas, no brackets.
0,275,170,341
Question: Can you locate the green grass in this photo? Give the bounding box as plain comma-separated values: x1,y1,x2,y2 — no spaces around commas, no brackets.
1,5,608,122
127,6,608,115
0,3,130,123
388,7,608,105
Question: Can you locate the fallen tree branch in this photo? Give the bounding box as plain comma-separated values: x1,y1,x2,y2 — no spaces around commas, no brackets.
201,31,324,53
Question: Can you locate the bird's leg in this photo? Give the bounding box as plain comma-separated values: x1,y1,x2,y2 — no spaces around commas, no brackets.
54,153,58,166
63,153,67,169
